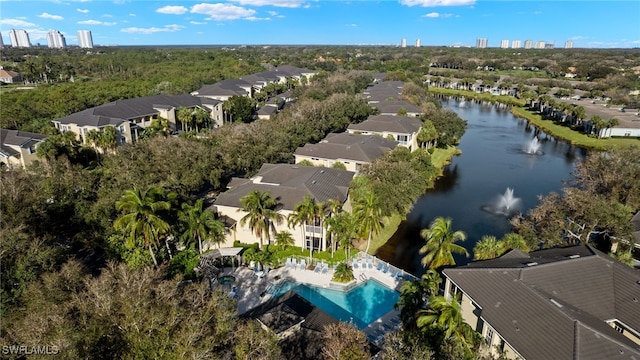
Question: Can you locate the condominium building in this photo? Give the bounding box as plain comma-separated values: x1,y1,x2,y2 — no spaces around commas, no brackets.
534,40,546,49
565,40,574,49
524,40,533,49
511,40,521,48
500,39,509,49
415,38,421,47
9,29,31,48
47,30,66,49
476,38,488,48
0,35,4,49
77,30,94,48
401,38,407,48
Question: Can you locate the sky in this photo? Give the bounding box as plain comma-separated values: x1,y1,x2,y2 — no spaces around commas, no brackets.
0,0,639,48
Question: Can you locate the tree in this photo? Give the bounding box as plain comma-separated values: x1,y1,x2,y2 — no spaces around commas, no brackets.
113,187,171,267
274,231,294,250
332,262,355,283
417,120,438,149
325,211,356,259
589,115,606,137
416,294,478,357
179,199,225,254
473,235,501,261
321,322,369,360
352,190,384,254
288,194,324,259
239,190,282,250
223,95,256,123
419,217,468,270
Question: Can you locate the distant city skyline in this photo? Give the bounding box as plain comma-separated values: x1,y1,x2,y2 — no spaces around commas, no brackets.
0,1,638,48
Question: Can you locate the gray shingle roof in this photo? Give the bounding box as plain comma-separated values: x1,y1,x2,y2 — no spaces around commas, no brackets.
443,246,640,360
214,163,354,211
53,94,213,127
1,129,47,157
369,100,422,115
294,132,397,163
348,114,422,134
192,79,252,97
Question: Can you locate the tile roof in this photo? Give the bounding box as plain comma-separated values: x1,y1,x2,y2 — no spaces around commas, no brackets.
53,94,212,127
294,132,397,163
214,163,354,211
348,114,422,134
443,245,640,360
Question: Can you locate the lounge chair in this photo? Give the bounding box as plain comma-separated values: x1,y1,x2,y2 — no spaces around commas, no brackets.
291,258,298,270
314,264,322,273
285,258,292,269
382,264,389,274
300,259,307,270
390,269,398,278
321,263,329,274
368,259,374,270
376,262,384,271
353,260,359,269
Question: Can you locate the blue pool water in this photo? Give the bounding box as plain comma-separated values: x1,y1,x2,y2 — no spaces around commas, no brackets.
272,279,399,329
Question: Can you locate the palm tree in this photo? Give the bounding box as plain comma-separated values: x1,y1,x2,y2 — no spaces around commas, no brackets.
416,294,477,351
326,211,356,260
422,269,442,296
500,233,529,253
179,199,225,254
473,235,501,260
396,280,428,330
114,187,171,267
352,190,383,254
274,231,295,250
239,190,282,250
324,198,344,257
288,195,321,258
419,217,468,270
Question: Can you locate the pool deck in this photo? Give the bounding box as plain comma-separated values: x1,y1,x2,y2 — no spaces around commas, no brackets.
221,255,413,345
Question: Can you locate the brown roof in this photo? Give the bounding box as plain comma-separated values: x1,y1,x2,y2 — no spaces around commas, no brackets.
443,245,640,360
214,163,354,211
348,114,422,134
294,132,397,163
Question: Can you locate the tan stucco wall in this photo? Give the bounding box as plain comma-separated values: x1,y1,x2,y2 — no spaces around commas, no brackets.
293,155,361,173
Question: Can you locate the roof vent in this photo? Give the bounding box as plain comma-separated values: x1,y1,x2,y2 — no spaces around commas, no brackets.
311,180,316,184
525,262,539,267
568,254,580,259
320,170,324,173
549,298,563,308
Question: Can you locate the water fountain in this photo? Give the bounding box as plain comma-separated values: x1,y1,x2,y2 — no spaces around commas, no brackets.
524,137,542,155
481,187,521,216
497,187,521,214
459,99,467,108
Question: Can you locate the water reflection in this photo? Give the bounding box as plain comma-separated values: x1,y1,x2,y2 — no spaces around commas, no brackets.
376,98,587,276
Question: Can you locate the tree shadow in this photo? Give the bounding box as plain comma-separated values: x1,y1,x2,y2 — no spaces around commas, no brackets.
374,220,424,276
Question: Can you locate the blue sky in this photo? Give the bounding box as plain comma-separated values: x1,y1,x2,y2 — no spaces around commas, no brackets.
1,1,639,48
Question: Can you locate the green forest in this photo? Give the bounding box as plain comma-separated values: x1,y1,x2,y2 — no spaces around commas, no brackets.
1,46,639,359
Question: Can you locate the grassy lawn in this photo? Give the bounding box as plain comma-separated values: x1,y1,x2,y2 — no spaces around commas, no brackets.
431,146,461,173
511,107,640,150
427,87,526,106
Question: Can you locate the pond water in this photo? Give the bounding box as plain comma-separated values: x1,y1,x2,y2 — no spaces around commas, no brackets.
376,97,589,275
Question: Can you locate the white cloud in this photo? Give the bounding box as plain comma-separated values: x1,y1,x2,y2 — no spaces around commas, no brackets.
267,10,285,18
157,5,188,15
129,13,136,17
77,8,89,13
39,12,64,20
229,0,306,8
345,23,357,27
400,0,474,7
245,16,271,21
423,12,452,17
191,3,256,21
78,19,117,25
190,21,207,25
533,11,542,15
0,19,36,27
121,24,183,34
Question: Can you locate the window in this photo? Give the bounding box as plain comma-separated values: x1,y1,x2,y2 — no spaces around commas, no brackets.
614,324,624,333
28,144,37,154
485,327,494,345
305,235,321,252
397,134,409,145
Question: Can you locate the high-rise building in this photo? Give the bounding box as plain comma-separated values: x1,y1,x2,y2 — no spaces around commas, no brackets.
565,40,574,49
524,40,533,49
511,40,521,49
0,35,4,49
415,38,421,47
534,40,546,49
401,38,406,48
77,30,94,48
9,29,31,48
476,38,488,48
500,39,509,49
47,30,66,49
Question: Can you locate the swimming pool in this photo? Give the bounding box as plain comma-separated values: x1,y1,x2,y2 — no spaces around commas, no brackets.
271,279,399,329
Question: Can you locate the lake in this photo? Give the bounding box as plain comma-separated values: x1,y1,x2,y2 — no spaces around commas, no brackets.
375,97,588,275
